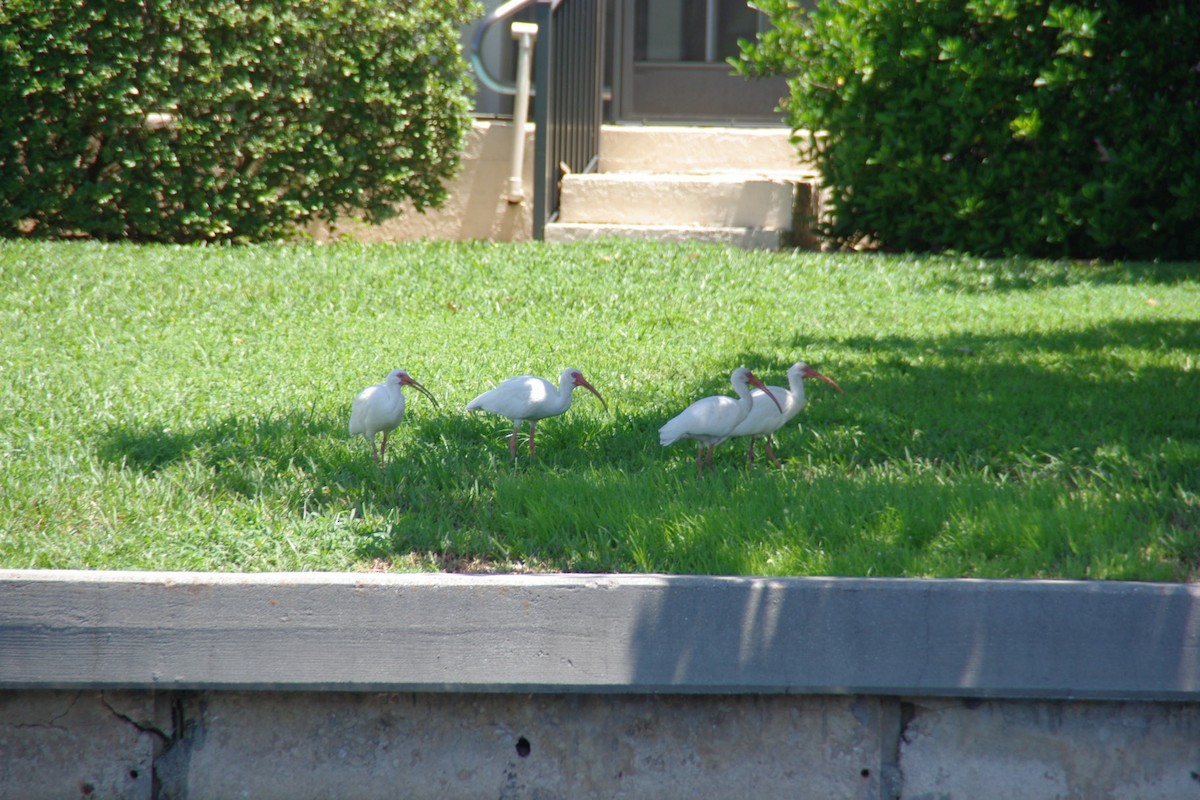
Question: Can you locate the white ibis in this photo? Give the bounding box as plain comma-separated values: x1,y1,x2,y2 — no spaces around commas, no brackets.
465,368,608,459
658,367,783,478
729,361,843,467
349,369,439,473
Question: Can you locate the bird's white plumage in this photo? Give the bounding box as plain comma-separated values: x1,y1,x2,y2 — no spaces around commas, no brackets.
658,368,764,445
658,394,745,447
349,372,407,441
466,368,607,458
466,372,572,421
658,367,781,477
729,362,810,438
349,368,437,473
728,361,842,466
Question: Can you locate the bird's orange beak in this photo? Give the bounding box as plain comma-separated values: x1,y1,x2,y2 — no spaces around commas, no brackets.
747,372,784,413
804,366,844,395
576,375,609,414
402,375,441,408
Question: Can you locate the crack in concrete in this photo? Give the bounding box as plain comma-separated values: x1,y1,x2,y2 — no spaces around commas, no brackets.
99,692,188,800
877,699,917,800
100,692,172,746
51,691,83,727
7,690,84,731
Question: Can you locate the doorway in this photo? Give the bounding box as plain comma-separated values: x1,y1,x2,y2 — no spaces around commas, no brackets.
610,0,793,123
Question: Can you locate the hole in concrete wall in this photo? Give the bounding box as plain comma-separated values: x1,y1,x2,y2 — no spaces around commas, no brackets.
861,768,871,778
129,769,140,780
80,783,95,796
516,736,532,758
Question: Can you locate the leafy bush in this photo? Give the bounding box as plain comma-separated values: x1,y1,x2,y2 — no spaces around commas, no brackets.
735,0,1200,259
0,0,476,242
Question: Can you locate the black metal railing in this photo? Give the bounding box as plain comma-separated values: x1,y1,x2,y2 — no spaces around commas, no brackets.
532,0,603,239
469,0,604,240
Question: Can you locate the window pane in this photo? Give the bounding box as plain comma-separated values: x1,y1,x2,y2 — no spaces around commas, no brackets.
716,0,761,61
634,0,717,62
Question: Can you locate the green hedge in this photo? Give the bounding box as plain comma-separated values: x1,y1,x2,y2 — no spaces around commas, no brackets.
0,0,476,242
736,0,1200,259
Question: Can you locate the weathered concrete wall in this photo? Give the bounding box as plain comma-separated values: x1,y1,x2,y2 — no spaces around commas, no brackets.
6,571,1198,698
0,690,165,800
899,698,1200,799
156,692,886,799
3,690,1198,799
2,571,1198,799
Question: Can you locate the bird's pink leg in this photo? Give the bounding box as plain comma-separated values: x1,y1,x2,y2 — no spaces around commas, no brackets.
762,437,781,468
746,436,758,464
705,444,717,474
509,422,520,459
370,436,384,474
528,420,537,459
695,444,705,479
379,431,389,466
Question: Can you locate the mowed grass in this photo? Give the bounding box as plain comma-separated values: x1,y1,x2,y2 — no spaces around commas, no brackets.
1,239,1197,580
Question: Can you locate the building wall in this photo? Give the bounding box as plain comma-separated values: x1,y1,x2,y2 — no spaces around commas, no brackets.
309,120,535,244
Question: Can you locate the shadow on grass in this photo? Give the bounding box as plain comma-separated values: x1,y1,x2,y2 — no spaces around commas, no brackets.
371,315,1199,575
923,257,1199,293
91,402,625,539
362,450,1194,579
771,318,1200,467
94,409,363,501
587,318,1198,577
803,318,1200,360
89,315,1199,578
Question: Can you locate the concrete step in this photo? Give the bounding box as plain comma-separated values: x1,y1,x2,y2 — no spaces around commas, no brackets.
599,124,813,173
544,222,786,249
557,172,807,229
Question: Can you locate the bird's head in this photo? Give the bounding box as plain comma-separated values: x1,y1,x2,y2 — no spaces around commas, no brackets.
743,369,784,413
566,368,609,414
394,369,441,407
798,362,844,395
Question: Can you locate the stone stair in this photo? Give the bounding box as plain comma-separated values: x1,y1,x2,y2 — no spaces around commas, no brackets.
544,125,820,249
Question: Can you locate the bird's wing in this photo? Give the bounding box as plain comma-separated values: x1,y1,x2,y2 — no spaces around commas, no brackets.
466,375,552,418
731,387,793,436
348,385,378,436
659,396,740,445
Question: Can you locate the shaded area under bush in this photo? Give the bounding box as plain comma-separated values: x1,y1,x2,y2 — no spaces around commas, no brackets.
0,0,476,242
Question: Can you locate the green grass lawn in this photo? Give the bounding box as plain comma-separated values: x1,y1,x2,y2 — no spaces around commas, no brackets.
1,239,1197,580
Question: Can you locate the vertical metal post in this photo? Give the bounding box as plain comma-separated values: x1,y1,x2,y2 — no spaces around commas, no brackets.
532,0,554,240
530,0,601,241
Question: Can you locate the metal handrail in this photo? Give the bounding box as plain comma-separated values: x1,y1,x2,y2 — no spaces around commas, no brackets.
532,0,602,239
468,0,539,98
470,0,602,239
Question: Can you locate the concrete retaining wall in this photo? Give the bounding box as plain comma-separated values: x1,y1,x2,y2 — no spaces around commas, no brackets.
2,571,1198,798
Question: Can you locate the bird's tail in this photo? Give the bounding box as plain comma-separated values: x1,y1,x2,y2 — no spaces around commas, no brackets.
658,419,684,447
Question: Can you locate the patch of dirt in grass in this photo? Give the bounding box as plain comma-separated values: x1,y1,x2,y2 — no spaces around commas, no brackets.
362,554,555,575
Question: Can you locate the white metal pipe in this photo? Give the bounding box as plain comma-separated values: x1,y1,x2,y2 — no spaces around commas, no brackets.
507,22,538,204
